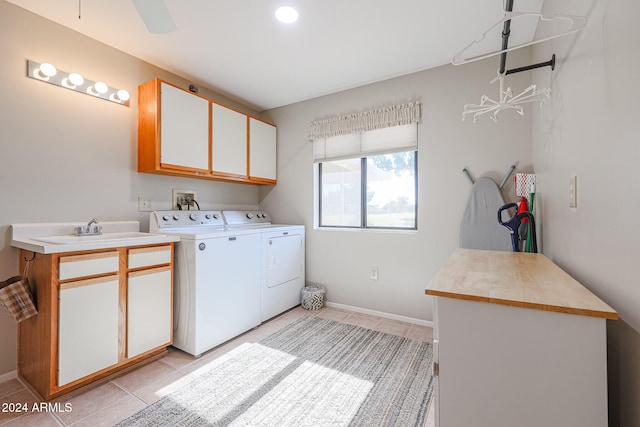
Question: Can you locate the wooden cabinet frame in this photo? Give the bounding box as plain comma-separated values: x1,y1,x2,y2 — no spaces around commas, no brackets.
138,78,276,185
17,243,174,400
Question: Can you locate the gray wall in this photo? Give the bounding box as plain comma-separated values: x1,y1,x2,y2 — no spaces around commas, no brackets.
0,1,262,375
531,0,640,425
260,50,533,322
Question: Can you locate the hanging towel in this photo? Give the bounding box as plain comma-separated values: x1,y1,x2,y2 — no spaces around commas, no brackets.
460,176,512,251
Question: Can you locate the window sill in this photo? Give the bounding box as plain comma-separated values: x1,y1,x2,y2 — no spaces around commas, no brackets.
314,226,417,235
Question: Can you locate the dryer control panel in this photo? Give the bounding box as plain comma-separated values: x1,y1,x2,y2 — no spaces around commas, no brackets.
222,210,271,226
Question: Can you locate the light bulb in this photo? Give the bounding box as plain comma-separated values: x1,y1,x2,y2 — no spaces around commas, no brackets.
94,82,108,94
275,6,298,24
37,63,57,79
68,73,84,86
110,89,131,103
116,89,130,101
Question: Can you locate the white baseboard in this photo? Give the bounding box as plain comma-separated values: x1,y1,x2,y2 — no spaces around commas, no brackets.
325,301,434,328
0,370,17,384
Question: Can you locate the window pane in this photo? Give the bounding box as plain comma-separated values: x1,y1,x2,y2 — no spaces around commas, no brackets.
321,159,362,227
366,152,416,228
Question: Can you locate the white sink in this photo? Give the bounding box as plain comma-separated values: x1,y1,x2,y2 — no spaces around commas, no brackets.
32,232,156,245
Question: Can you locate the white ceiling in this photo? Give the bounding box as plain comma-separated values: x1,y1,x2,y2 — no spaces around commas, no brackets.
7,0,545,111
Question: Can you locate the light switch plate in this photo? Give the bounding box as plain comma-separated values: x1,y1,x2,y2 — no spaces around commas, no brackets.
569,176,577,208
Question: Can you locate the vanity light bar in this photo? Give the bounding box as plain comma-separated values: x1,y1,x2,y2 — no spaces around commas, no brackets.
26,60,130,107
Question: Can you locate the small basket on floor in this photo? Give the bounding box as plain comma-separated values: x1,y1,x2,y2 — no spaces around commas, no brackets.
301,285,325,311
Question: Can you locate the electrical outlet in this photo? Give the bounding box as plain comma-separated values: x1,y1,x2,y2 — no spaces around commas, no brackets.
569,176,577,208
370,266,379,281
138,197,153,212
172,189,198,210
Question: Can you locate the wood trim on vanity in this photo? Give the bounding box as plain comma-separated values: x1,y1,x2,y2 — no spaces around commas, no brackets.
58,274,119,291
17,243,175,400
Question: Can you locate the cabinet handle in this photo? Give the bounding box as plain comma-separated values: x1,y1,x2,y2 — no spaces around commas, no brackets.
433,362,439,377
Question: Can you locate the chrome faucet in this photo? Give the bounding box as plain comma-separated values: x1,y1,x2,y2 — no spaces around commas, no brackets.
75,218,102,236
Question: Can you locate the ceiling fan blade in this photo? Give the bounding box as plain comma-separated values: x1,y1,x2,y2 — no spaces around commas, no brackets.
131,0,176,34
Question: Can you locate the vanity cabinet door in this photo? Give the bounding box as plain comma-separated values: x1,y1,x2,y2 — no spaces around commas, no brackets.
127,266,173,358
58,275,119,386
160,82,210,171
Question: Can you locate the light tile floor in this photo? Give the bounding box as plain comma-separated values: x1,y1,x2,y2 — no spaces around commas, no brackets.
0,306,434,427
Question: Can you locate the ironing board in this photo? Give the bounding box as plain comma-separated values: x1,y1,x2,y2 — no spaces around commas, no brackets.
459,177,512,251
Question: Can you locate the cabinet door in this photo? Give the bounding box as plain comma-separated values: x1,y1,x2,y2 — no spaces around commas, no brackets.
58,275,119,386
249,118,276,181
127,266,172,358
212,103,248,176
160,83,209,171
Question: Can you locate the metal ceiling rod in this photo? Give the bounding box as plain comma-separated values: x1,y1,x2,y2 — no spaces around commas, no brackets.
499,0,515,75
498,0,555,76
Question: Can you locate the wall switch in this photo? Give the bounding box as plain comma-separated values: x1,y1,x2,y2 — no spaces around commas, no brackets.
370,266,379,281
569,176,577,208
138,197,153,212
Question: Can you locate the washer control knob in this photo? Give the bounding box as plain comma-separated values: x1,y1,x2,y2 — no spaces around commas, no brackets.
189,213,198,221
162,215,170,221
205,214,212,219
213,213,219,219
246,213,254,219
173,215,180,221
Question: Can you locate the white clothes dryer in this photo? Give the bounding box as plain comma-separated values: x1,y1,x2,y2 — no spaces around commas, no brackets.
223,211,305,322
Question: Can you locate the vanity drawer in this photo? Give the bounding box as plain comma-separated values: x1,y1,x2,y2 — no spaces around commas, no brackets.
128,245,172,269
58,251,119,281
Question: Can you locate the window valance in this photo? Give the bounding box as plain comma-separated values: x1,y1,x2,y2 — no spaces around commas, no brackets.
309,101,421,141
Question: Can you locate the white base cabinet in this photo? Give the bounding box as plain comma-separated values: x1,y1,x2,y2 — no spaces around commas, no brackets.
433,297,609,427
426,249,616,427
18,244,174,400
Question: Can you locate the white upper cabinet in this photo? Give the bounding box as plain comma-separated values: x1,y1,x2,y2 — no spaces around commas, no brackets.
212,103,248,177
138,78,276,184
249,118,277,182
160,83,209,171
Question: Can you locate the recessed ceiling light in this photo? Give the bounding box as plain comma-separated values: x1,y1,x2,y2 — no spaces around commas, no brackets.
275,6,299,24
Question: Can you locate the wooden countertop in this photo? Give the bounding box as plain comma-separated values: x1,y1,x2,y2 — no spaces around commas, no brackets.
425,248,618,320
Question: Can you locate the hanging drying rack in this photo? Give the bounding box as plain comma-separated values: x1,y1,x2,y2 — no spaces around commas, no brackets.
459,0,580,123
463,164,515,190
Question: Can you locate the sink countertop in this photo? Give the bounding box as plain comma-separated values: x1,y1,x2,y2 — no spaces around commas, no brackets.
425,248,618,320
11,221,180,254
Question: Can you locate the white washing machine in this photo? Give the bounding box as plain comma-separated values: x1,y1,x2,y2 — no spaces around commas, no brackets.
150,210,262,357
223,211,306,322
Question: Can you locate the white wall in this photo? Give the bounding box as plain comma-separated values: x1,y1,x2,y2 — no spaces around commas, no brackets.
531,0,640,424
261,49,534,322
0,1,262,375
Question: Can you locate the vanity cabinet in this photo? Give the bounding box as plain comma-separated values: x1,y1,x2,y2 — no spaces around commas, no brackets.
138,78,276,185
17,243,174,400
426,249,618,427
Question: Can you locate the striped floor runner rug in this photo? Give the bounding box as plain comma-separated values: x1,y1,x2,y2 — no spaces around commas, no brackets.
117,315,433,426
